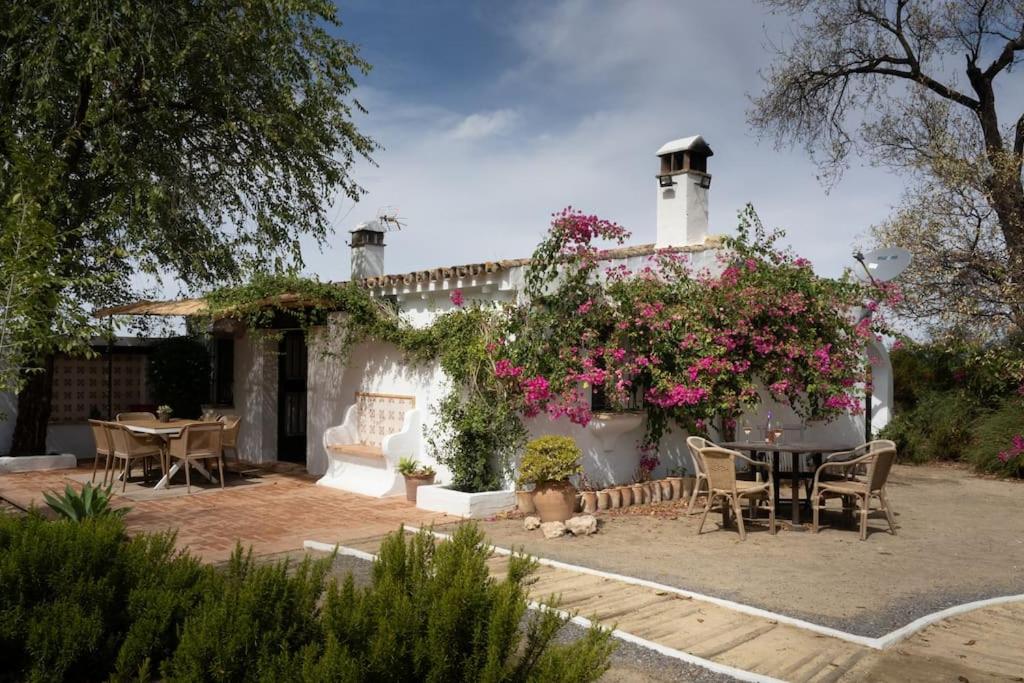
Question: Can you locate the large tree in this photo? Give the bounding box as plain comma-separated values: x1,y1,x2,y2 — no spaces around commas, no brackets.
750,0,1024,339
0,0,376,454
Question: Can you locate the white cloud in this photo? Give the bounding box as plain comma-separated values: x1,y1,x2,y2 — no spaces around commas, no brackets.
446,109,520,141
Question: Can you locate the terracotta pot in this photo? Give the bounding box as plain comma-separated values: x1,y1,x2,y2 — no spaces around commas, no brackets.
618,486,633,507
574,493,583,513
596,490,610,511
581,491,598,514
607,487,622,509
631,483,646,505
533,481,578,522
667,477,684,500
660,479,673,501
682,476,696,499
516,489,535,514
158,414,170,423
403,473,436,503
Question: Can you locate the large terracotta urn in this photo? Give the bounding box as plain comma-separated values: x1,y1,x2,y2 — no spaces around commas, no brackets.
532,480,577,522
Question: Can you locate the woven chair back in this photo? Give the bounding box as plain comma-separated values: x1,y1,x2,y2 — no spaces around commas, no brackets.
88,420,111,454
116,411,156,422
699,447,738,490
866,447,897,492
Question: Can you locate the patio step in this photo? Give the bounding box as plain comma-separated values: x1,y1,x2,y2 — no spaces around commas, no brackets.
330,532,1024,682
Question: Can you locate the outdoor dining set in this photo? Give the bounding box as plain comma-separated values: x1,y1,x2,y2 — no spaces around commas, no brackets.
87,413,242,493
686,435,899,541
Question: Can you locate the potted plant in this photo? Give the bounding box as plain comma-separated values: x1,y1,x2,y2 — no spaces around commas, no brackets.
516,485,536,514
156,405,173,423
517,436,582,522
398,457,436,503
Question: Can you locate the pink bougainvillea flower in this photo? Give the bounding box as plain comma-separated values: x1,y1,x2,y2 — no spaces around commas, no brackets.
494,359,523,379
450,289,464,307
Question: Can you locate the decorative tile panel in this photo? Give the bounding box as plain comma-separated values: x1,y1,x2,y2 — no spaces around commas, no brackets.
50,354,148,423
355,392,415,446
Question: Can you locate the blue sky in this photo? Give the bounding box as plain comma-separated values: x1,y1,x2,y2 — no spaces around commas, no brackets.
293,2,906,284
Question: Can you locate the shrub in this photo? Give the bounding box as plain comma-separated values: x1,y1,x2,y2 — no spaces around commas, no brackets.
301,524,614,682
517,436,583,486
965,399,1024,478
42,482,127,522
163,547,331,681
880,390,981,464
0,513,208,681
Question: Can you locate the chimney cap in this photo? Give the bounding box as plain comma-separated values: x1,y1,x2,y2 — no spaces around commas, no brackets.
656,135,713,158
350,219,384,234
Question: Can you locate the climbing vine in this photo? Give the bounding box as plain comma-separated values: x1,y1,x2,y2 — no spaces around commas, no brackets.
204,273,524,492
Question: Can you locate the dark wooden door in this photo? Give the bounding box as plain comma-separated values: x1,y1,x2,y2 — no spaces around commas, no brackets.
277,331,307,463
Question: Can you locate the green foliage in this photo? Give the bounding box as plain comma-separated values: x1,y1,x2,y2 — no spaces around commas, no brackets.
147,337,211,420
880,391,981,464
0,514,208,681
164,548,331,681
300,524,613,682
0,0,376,439
965,399,1024,478
517,436,583,486
42,483,128,522
207,276,527,493
397,457,434,477
0,516,613,682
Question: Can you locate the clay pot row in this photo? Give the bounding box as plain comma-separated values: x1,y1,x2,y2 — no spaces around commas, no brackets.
577,476,692,513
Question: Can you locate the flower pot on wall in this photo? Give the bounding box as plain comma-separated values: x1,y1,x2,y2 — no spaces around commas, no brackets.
618,486,633,507
533,481,578,522
596,490,610,511
607,487,622,509
516,489,535,514
581,491,598,514
631,484,645,505
404,473,436,503
647,482,661,504
659,480,673,501
667,477,684,500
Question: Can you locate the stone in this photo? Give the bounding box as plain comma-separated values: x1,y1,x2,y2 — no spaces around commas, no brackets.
524,515,541,530
540,521,566,539
565,515,598,536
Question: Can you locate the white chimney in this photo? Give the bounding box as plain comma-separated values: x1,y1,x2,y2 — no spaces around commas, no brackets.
655,135,712,248
349,219,386,280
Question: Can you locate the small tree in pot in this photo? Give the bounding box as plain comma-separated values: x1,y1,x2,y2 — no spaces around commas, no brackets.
517,436,582,522
398,457,436,503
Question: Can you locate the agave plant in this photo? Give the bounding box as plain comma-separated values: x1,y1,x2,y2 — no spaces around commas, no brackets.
43,483,129,522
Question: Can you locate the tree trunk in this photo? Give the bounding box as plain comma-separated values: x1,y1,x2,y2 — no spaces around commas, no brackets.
9,355,54,456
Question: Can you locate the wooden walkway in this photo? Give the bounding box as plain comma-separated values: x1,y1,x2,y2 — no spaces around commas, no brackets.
338,535,1024,682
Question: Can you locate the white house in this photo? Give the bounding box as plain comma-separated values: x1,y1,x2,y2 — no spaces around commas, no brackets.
55,135,893,498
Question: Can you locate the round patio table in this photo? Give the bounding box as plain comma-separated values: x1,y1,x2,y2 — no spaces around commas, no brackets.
717,440,859,528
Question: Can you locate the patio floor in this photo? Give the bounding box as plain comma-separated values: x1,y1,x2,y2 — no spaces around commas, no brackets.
0,462,451,562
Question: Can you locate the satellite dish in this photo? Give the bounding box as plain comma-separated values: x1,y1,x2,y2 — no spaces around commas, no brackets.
853,247,912,282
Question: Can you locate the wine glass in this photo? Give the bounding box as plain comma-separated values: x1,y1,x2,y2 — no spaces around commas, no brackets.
740,419,752,443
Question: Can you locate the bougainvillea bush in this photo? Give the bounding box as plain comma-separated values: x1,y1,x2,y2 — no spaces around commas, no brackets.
491,205,890,467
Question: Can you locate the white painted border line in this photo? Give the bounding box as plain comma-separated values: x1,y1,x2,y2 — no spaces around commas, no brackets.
403,526,1024,651
303,539,377,562
304,539,781,683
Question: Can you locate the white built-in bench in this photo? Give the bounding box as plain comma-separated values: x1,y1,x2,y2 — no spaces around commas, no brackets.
316,392,420,497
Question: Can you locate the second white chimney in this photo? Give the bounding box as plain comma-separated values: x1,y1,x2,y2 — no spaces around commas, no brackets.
655,135,712,248
349,220,386,280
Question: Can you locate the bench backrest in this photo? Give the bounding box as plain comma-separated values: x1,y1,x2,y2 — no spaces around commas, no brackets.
355,392,415,446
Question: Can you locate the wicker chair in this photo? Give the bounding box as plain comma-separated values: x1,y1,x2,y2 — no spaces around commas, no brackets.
696,446,775,540
167,423,225,493
685,436,717,515
811,445,898,540
105,423,164,492
116,411,156,421
88,419,114,485
217,415,242,465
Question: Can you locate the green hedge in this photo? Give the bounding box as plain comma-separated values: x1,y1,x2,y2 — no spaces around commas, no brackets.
965,399,1024,478
0,514,613,682
881,390,981,464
